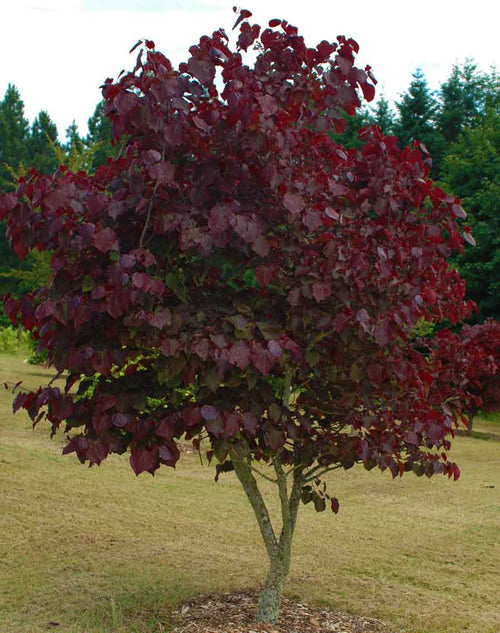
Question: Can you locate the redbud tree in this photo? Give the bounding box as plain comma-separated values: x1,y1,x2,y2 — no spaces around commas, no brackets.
2,9,500,624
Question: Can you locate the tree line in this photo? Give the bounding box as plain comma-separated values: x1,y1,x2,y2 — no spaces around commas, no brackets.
1,59,500,322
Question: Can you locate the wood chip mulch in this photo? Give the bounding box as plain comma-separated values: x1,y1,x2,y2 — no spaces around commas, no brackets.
167,589,400,633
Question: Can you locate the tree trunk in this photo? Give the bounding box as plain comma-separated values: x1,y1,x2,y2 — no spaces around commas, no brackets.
230,446,304,625
256,557,287,623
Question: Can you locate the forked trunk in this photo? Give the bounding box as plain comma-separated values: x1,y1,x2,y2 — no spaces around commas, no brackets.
230,447,304,625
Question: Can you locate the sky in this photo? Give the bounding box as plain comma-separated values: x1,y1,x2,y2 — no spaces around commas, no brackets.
1,0,499,140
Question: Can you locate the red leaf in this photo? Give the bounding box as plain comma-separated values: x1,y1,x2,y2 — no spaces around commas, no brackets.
463,230,476,246
228,342,251,369
201,405,219,421
331,497,340,514
94,228,119,253
242,412,258,435
130,448,158,475
268,340,282,358
283,192,305,216
182,405,202,427
268,18,281,27
187,58,216,84
148,308,172,329
224,413,242,438
112,413,129,428
148,161,175,183
232,7,252,30
312,283,331,303
159,442,180,467
129,39,142,53
360,82,376,102
452,203,466,219
255,266,275,286
252,235,270,257
251,344,276,376
156,416,176,440
0,192,17,215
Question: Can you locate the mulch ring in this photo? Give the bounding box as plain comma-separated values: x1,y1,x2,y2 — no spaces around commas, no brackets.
167,589,400,633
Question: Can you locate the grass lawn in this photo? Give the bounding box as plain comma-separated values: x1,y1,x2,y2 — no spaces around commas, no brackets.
1,354,499,633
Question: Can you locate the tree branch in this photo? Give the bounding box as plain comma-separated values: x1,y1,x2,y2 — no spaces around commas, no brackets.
139,180,160,248
230,449,278,561
273,455,291,548
251,465,278,484
304,463,342,482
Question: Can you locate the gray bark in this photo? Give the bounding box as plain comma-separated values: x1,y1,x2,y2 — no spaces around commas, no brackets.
230,446,304,624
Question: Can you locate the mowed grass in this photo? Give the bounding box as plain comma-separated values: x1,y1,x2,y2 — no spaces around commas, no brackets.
1,354,500,633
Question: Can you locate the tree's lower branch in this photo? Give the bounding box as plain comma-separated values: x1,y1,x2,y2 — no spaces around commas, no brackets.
230,449,278,561
273,455,291,550
304,463,342,482
251,465,278,484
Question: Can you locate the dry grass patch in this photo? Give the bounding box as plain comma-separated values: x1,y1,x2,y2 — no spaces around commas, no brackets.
1,355,499,633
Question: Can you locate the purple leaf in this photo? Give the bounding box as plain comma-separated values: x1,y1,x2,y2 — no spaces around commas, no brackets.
201,405,218,421
94,228,119,253
283,192,305,216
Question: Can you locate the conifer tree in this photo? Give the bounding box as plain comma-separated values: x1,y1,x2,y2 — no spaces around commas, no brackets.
443,108,500,320
438,61,489,144
65,120,84,153
86,100,117,169
369,94,394,135
395,69,445,176
0,84,30,188
27,110,59,175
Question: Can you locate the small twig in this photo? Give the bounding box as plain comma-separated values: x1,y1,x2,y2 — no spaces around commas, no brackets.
139,180,160,247
304,464,342,482
251,465,278,484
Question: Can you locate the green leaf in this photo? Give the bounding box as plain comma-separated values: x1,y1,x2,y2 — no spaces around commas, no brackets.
247,367,257,390
350,364,363,383
157,355,187,383
203,367,221,392
256,321,284,340
165,272,187,302
305,348,320,367
82,275,94,292
269,402,281,422
243,269,258,288
213,440,229,464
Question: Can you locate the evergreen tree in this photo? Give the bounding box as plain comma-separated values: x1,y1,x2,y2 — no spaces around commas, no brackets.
369,94,395,135
442,108,500,320
438,61,491,144
395,69,445,176
330,107,371,149
65,120,84,153
0,84,29,189
27,110,59,174
86,99,116,168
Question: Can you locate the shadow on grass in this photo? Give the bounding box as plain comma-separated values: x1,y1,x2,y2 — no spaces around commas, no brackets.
456,429,500,441
52,570,202,633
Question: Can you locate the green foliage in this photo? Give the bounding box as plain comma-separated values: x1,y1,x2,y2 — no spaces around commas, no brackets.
438,61,500,144
411,318,436,339
27,110,59,174
0,325,31,355
86,100,118,169
442,108,500,320
0,84,29,190
369,94,395,135
395,69,447,176
330,107,371,149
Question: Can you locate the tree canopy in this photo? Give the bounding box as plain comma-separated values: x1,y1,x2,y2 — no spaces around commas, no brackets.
2,9,500,625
